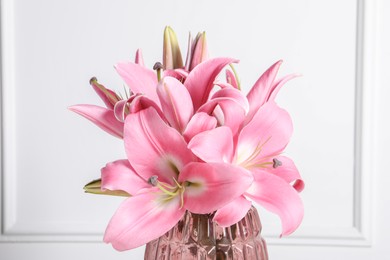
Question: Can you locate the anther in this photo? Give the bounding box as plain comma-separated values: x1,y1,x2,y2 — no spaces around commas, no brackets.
89,76,98,85
148,175,158,186
272,158,282,168
153,62,163,70
153,62,163,81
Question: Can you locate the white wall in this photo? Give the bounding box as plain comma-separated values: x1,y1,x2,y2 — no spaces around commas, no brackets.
1,0,389,259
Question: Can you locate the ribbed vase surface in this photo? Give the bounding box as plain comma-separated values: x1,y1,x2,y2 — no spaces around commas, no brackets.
144,207,268,260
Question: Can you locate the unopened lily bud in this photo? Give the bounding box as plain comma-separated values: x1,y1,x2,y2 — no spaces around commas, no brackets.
163,26,183,70
84,179,130,197
190,31,208,70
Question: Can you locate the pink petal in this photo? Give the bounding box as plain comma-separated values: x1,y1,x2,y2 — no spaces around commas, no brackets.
225,69,239,89
134,49,145,66
182,112,217,142
157,77,194,132
113,99,128,122
245,60,282,124
104,188,185,251
129,95,165,119
210,87,249,113
101,159,149,195
188,126,233,163
114,94,165,123
163,69,189,82
245,170,304,236
213,196,252,227
237,101,292,163
115,62,160,106
179,162,253,214
124,107,195,185
267,73,301,102
198,88,249,135
184,57,238,111
268,156,305,192
90,79,119,110
214,81,235,89
68,104,123,138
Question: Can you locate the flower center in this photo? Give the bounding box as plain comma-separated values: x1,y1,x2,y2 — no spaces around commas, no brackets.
237,136,272,169
148,175,185,208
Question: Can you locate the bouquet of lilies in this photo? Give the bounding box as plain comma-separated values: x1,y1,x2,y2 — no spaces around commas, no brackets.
70,27,304,251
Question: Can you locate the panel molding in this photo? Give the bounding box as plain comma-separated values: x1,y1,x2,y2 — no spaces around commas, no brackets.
1,0,18,236
0,0,378,247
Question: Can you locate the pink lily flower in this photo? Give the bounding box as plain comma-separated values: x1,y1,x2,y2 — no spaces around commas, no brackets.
112,62,248,137
69,78,124,138
101,107,253,251
68,49,148,139
189,101,304,236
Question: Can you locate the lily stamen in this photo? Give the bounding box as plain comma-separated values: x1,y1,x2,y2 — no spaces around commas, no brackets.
156,183,178,196
149,176,186,207
239,136,272,168
153,62,163,82
172,177,182,189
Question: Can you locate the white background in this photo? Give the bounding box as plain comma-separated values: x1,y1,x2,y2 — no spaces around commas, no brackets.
1,0,389,259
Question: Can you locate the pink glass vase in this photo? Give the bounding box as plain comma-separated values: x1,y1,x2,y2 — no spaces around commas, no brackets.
144,206,268,260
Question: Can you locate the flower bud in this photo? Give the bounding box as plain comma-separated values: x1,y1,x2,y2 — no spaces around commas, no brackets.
84,179,130,197
163,26,183,70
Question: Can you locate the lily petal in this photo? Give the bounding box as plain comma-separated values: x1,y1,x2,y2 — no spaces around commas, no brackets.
101,159,149,195
226,69,239,89
163,69,189,82
237,102,292,162
182,112,217,142
213,196,252,227
211,88,249,113
134,49,145,67
113,99,129,122
114,93,167,123
115,62,160,106
128,95,166,120
268,156,305,192
124,107,195,185
267,73,301,102
188,126,233,163
245,170,304,236
104,188,185,251
157,77,194,133
185,57,238,111
69,104,123,138
246,60,282,124
198,88,248,135
89,78,120,109
179,162,253,214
